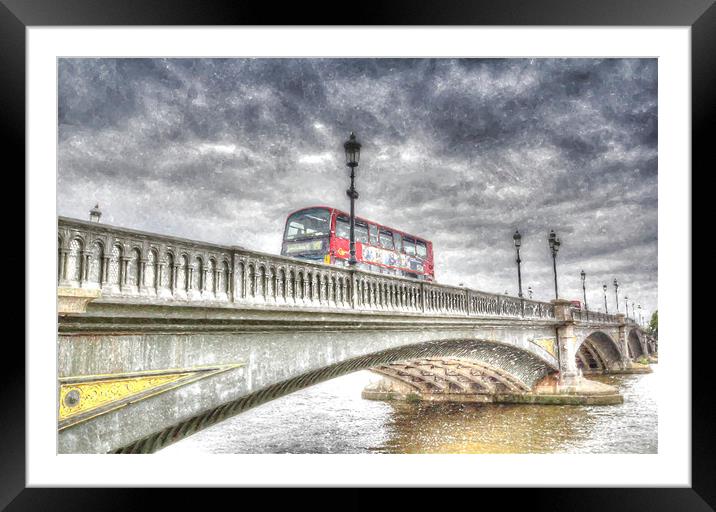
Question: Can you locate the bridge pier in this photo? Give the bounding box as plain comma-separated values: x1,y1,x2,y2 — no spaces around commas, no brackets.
548,299,623,398
553,300,580,389
616,314,632,370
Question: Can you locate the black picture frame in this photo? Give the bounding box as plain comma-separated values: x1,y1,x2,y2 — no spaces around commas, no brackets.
3,0,707,508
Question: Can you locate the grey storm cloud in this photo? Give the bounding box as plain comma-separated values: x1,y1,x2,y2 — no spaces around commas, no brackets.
57,58,658,318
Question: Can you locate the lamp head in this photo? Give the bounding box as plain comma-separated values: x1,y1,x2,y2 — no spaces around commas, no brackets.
89,203,102,223
343,132,361,167
513,229,522,248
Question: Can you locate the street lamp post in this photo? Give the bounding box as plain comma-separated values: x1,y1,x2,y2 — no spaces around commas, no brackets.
343,132,361,266
632,302,636,321
581,270,588,320
548,230,561,299
603,283,608,314
638,304,642,325
89,204,102,223
613,278,620,312
625,295,629,319
513,230,523,298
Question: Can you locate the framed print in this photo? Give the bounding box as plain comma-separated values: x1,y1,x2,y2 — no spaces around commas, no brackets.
4,0,709,507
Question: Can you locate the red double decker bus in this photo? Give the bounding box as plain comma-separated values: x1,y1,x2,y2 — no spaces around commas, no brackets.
280,206,435,281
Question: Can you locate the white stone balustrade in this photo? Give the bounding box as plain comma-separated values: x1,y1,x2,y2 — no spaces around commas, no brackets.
57,216,565,320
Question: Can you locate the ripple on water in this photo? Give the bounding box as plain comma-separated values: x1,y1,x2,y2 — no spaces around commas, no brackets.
161,366,658,455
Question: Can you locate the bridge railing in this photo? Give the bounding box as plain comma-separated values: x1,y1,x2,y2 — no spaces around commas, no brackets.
57,217,555,320
570,307,620,325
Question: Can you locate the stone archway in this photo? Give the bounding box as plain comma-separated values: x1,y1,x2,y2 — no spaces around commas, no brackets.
576,331,625,373
628,329,646,359
112,338,555,454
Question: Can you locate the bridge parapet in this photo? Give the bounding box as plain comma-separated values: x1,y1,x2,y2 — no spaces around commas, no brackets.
570,307,620,325
58,216,235,300
57,217,555,320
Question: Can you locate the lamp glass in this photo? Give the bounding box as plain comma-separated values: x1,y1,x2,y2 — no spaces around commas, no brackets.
513,230,521,248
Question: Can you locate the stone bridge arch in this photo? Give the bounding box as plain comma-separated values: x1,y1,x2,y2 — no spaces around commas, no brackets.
627,328,647,359
575,331,626,373
112,338,556,454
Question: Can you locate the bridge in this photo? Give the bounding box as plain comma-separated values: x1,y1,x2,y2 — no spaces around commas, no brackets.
56,216,657,453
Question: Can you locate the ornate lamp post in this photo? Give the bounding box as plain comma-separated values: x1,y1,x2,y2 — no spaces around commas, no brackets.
89,203,102,223
638,304,642,325
603,283,608,314
343,132,361,266
528,286,533,300
513,229,523,298
625,295,629,318
632,302,636,321
580,270,588,319
613,278,620,312
548,230,561,299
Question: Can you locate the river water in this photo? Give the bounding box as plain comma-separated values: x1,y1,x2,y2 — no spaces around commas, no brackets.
162,365,657,454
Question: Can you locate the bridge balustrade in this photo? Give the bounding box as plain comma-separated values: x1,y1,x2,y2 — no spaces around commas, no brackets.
58,217,563,321
569,307,619,325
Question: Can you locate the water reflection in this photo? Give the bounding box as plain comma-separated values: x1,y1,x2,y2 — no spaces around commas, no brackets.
377,401,592,454
161,365,657,455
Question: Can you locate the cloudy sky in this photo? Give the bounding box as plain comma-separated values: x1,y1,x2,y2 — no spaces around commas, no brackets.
57,58,657,318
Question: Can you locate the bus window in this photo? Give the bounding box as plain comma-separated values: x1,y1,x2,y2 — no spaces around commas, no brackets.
403,237,416,256
355,221,369,244
393,232,402,252
369,224,379,245
416,240,428,258
379,230,394,250
285,208,331,240
335,215,350,239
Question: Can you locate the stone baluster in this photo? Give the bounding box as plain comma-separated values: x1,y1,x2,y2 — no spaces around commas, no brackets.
81,250,91,285
350,271,358,309
101,255,110,286
120,256,130,290
172,263,180,294
139,258,147,292
268,269,276,301
202,266,209,295
157,262,164,291
286,271,294,303
57,248,67,284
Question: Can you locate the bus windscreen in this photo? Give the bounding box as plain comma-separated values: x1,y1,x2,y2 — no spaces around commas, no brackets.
285,208,331,240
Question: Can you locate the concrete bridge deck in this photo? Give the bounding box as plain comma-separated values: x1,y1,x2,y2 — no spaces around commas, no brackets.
56,217,656,453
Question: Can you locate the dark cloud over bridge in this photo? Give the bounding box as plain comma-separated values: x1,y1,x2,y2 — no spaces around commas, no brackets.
57,58,657,317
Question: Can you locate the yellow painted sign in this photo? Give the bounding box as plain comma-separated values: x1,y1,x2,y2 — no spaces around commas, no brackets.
531,337,557,357
58,364,243,430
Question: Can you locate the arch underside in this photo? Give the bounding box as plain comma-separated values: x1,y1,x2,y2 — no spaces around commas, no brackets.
628,330,646,358
576,331,624,373
371,358,532,394
114,338,554,454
